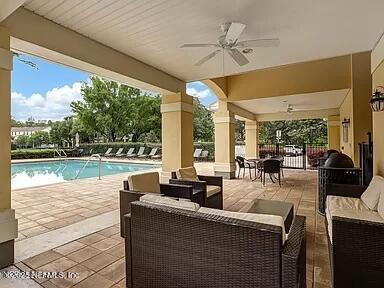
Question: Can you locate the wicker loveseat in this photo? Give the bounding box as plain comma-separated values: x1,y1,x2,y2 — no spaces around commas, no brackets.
124,195,306,288
325,182,384,288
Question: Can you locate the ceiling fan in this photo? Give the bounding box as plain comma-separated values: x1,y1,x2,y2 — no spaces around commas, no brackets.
181,22,280,66
287,104,294,114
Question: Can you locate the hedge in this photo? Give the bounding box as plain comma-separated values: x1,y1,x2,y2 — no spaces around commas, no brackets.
11,142,248,160
11,149,77,160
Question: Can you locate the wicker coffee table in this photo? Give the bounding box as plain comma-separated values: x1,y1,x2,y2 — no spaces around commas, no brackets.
240,199,294,232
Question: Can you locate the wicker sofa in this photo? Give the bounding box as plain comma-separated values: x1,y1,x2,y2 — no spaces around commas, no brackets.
124,195,306,288
119,172,193,237
325,183,384,288
170,166,223,209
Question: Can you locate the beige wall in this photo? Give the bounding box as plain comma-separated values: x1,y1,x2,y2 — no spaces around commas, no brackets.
327,115,340,151
339,89,354,159
226,55,351,101
0,27,11,209
202,77,227,100
350,52,373,165
372,49,384,176
338,52,372,165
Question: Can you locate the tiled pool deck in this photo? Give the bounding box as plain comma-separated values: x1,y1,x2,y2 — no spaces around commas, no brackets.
12,159,160,241
8,161,330,288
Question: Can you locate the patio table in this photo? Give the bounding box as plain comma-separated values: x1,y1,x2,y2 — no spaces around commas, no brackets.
247,157,284,182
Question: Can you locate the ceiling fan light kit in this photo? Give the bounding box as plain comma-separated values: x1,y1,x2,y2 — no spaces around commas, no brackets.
180,22,280,67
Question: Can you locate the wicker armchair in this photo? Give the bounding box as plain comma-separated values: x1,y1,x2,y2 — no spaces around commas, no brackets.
325,183,384,288
119,172,193,237
170,168,223,209
124,201,306,288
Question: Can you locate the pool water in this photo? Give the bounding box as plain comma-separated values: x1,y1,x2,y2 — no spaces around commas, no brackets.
11,160,159,189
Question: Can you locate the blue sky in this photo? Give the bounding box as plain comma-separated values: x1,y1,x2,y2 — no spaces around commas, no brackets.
12,54,217,121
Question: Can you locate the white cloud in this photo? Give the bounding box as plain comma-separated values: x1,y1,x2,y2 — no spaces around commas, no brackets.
186,87,211,99
12,82,83,121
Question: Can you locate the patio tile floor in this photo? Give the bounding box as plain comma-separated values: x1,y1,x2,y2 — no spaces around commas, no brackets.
11,162,329,287
12,165,160,241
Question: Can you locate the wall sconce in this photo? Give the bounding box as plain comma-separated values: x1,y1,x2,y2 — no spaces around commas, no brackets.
342,118,350,143
370,86,384,112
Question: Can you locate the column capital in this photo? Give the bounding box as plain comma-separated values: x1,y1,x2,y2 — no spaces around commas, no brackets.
328,120,340,127
0,48,12,71
245,121,258,130
214,116,235,124
161,102,193,114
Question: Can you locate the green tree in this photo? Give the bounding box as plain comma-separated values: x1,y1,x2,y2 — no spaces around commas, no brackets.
28,131,50,147
71,118,93,144
71,77,162,143
127,94,161,142
235,120,245,141
11,117,23,127
259,119,327,144
71,77,137,142
50,118,74,146
193,98,214,142
15,135,29,148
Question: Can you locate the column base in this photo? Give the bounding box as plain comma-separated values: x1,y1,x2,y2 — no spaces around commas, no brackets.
0,240,14,269
214,170,236,179
213,162,236,179
160,171,171,183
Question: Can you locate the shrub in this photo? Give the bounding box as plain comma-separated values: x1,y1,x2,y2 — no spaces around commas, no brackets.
307,148,327,169
11,149,76,159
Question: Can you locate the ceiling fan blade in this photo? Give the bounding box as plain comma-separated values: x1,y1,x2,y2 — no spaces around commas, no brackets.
195,49,221,66
225,22,246,44
227,48,249,66
181,43,220,48
236,38,280,48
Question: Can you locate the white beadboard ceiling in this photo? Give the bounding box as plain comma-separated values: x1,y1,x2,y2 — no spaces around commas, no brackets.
234,89,349,115
23,0,384,82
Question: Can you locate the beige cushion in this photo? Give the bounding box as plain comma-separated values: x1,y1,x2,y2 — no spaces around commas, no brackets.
378,185,384,219
140,194,200,211
361,176,384,210
206,185,221,197
198,207,286,244
127,172,160,193
325,195,384,242
176,167,198,180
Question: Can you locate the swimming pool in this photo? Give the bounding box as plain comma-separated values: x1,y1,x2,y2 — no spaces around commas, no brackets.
11,160,159,189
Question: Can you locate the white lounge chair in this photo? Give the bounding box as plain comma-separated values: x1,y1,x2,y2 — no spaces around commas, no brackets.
104,148,113,157
113,148,124,157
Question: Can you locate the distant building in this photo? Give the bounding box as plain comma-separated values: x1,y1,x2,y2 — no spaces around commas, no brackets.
11,126,51,140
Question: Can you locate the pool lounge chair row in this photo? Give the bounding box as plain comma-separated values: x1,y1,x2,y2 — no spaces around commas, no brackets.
193,148,210,161
104,147,160,159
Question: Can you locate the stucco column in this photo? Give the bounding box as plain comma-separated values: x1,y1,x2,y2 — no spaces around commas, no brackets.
214,102,236,179
245,120,259,158
161,92,193,178
0,26,17,268
327,115,340,151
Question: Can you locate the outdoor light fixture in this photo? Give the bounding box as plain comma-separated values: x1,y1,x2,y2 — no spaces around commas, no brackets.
370,86,384,112
341,118,350,128
342,118,350,143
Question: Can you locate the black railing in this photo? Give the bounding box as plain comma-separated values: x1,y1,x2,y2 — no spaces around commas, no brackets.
258,143,328,170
